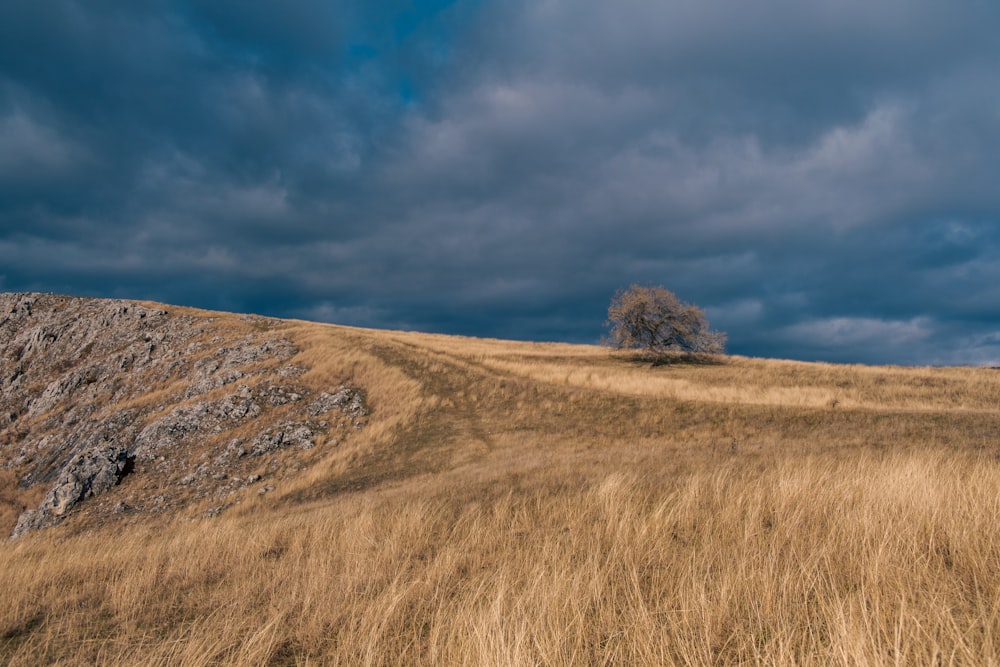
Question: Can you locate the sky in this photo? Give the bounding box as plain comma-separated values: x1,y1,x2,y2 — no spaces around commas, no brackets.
2,0,999,366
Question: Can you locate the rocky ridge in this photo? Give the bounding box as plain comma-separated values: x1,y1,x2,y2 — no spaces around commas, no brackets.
0,293,367,538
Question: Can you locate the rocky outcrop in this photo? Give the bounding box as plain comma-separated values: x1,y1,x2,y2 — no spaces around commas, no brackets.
309,387,367,421
0,293,368,538
11,444,131,537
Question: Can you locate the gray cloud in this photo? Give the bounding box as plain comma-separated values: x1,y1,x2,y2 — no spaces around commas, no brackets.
1,0,998,364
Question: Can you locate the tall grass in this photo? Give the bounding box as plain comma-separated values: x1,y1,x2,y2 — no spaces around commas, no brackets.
3,449,1000,665
2,315,1000,664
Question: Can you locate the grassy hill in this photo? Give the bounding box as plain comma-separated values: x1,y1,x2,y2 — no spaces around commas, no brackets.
2,295,1000,665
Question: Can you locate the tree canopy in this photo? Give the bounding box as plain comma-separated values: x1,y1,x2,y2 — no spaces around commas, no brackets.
606,285,726,355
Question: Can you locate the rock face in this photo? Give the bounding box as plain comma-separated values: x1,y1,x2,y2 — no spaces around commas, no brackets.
0,293,368,538
12,444,131,537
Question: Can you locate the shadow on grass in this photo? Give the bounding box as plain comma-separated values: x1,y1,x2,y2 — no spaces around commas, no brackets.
612,350,729,368
0,610,46,651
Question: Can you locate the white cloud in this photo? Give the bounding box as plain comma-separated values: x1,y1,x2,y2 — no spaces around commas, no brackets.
781,316,932,349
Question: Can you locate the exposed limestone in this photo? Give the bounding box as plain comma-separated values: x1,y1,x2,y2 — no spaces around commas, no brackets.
214,386,263,421
309,387,367,419
11,409,140,489
251,422,318,456
0,292,368,538
11,443,131,537
263,385,303,406
131,402,214,461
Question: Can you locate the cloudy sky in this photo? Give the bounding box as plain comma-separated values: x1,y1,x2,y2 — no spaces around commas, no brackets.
2,1,999,365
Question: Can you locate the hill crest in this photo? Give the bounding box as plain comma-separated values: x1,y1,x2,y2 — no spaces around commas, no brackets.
3,292,998,540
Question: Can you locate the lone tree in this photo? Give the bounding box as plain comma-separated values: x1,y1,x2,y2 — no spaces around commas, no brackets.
606,285,726,356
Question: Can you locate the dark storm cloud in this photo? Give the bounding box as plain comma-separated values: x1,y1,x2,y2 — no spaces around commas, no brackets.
2,0,999,364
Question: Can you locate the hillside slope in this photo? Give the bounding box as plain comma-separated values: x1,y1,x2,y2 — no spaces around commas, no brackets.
0,293,367,538
2,293,1000,665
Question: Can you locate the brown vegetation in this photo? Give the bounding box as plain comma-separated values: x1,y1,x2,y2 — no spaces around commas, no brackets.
2,303,1000,665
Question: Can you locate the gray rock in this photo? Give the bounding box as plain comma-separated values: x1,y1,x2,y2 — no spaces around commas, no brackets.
12,443,131,537
263,385,304,406
251,422,317,455
213,389,262,421
185,368,244,398
308,386,367,418
132,402,212,460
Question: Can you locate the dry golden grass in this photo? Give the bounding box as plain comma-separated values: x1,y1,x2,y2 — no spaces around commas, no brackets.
3,312,1000,665
0,470,46,540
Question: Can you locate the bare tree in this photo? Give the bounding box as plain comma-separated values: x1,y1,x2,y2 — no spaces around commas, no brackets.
606,285,726,356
